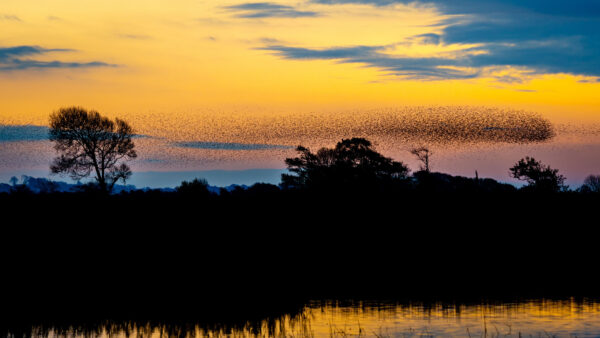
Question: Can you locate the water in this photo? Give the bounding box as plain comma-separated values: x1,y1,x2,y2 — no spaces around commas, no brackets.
13,299,600,337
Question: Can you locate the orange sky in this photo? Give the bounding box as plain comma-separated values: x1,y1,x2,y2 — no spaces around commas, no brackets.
1,0,599,186
1,0,599,123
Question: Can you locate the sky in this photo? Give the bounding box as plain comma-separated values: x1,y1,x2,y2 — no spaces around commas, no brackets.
1,0,599,187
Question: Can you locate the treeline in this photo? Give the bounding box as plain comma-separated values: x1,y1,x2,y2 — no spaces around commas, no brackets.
12,106,595,196
3,137,599,197
2,137,600,243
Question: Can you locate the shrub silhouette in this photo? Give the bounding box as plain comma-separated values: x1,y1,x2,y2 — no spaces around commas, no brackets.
49,107,137,193
413,171,516,193
509,157,566,192
176,178,211,197
282,137,409,191
246,183,281,195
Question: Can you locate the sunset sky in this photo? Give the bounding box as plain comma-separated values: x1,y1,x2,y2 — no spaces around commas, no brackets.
1,0,599,187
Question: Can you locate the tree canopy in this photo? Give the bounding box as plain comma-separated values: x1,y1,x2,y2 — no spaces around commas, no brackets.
49,106,137,192
282,137,409,191
509,156,566,192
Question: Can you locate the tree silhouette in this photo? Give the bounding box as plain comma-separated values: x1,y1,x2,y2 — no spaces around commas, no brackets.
410,147,431,172
581,175,600,193
282,137,409,190
49,107,137,193
509,157,566,192
176,178,211,197
9,176,18,187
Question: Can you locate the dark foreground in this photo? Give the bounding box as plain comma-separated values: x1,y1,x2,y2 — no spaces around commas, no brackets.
1,188,599,336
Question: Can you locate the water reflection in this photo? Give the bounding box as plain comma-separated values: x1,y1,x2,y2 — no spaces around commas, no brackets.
9,299,600,337
304,300,600,337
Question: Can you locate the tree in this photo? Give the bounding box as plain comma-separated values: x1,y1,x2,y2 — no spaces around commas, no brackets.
176,178,212,198
509,157,566,192
581,175,600,193
282,137,409,190
410,147,431,172
49,107,137,193
9,176,18,187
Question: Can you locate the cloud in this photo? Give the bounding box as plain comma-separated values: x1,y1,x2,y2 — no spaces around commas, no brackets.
0,14,21,22
299,0,600,79
415,33,441,45
0,60,114,71
259,45,383,59
118,34,152,40
260,45,480,80
0,45,115,71
0,125,49,142
312,0,600,17
174,141,293,150
0,124,148,142
224,2,318,18
259,37,282,44
0,46,72,59
578,78,600,83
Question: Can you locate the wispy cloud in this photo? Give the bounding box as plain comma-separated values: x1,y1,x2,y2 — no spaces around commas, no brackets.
0,124,148,142
259,45,383,59
415,33,441,45
0,46,72,58
224,2,318,18
0,125,49,142
118,34,152,40
260,45,480,80
0,45,115,71
578,78,600,83
0,14,21,22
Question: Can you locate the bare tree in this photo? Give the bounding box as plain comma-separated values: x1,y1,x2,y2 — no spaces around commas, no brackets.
49,107,137,192
410,147,431,172
582,175,600,193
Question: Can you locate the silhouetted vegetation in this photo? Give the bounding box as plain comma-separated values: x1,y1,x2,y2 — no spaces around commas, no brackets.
49,106,137,193
281,138,409,191
2,137,600,337
410,146,432,172
176,178,211,197
581,174,600,193
509,156,566,192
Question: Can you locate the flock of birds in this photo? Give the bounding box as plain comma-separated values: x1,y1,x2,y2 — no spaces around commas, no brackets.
0,106,565,172
119,106,559,169
133,106,555,147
